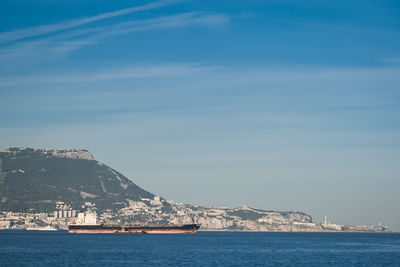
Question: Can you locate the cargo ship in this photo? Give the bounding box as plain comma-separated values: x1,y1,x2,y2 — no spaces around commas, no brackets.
68,224,201,234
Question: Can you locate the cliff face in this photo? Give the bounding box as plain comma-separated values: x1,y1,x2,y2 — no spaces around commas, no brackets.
166,204,314,231
113,199,389,232
106,198,315,231
0,148,153,212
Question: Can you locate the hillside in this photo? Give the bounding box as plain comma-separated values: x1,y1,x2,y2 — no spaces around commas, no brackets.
0,148,153,212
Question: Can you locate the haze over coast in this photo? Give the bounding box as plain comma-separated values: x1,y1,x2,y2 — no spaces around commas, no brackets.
0,147,390,233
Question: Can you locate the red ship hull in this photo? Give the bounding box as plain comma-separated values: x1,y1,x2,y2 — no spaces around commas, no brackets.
68,224,201,234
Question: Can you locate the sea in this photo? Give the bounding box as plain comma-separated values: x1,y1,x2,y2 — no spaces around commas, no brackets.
1,231,399,266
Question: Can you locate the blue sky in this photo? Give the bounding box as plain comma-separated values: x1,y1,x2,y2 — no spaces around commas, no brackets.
0,0,400,231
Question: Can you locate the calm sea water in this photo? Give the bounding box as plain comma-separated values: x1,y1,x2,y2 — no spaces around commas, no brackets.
1,231,399,266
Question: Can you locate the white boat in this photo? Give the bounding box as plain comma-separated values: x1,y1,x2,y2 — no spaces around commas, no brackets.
26,225,58,231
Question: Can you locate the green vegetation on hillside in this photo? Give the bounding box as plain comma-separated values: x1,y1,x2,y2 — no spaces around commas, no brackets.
0,148,153,212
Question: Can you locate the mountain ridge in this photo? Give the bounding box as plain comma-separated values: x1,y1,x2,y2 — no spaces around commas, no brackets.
0,147,153,212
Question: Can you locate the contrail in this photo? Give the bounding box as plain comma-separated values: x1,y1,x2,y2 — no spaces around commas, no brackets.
0,0,178,44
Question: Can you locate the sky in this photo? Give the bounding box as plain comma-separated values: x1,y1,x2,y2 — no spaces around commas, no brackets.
0,0,399,231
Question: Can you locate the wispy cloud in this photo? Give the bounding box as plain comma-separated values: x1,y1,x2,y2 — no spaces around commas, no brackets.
0,12,229,62
380,57,400,66
51,12,229,53
1,63,399,103
0,0,178,44
0,63,218,87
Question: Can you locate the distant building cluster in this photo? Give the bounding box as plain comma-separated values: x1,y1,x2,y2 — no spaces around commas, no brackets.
0,200,101,230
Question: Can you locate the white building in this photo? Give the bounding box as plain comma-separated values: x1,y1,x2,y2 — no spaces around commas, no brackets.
84,212,97,225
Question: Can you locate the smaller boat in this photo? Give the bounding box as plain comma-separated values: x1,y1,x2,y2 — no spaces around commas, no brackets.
26,225,58,231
